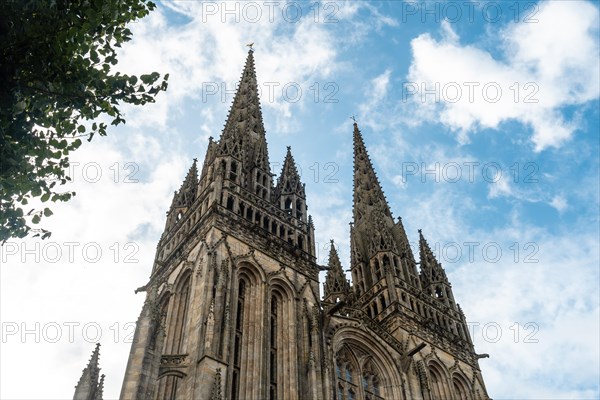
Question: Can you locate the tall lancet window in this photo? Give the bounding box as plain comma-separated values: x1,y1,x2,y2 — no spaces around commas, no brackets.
232,280,245,400
335,349,358,400
172,274,191,353
335,347,389,400
428,362,451,400
269,295,278,400
155,273,191,400
452,374,472,400
362,360,384,400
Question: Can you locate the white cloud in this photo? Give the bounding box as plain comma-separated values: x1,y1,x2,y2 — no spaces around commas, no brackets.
550,195,568,212
359,69,392,130
0,129,188,399
488,173,513,199
405,0,600,151
395,180,600,398
115,2,339,134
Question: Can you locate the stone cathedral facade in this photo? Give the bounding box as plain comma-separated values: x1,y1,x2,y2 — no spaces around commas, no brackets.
105,50,491,400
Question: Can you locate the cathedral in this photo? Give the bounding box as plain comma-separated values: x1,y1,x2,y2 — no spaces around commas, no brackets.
75,49,490,400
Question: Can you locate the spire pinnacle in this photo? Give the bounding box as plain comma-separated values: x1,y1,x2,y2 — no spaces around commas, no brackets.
172,159,198,209
352,123,393,227
418,229,437,266
418,229,446,283
74,343,103,400
275,146,304,198
218,49,270,172
418,230,456,307
324,240,351,302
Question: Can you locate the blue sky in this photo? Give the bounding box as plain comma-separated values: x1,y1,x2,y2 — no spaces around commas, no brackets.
1,1,599,399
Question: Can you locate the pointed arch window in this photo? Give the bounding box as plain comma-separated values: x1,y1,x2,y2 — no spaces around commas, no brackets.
296,199,303,219
452,374,472,400
230,161,238,181
284,197,293,214
428,362,450,400
269,295,278,400
335,350,358,400
231,280,245,400
373,259,381,281
155,274,191,400
335,347,388,400
362,360,384,400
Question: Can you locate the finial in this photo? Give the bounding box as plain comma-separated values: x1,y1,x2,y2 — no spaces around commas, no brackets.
193,158,198,163
246,42,254,51
286,145,291,151
350,115,357,123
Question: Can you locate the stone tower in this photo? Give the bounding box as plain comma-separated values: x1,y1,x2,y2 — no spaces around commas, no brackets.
118,49,490,400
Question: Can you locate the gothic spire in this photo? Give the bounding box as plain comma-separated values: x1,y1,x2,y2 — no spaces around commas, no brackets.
418,229,438,269
275,146,305,198
73,343,103,400
323,240,350,302
418,229,454,305
352,122,393,227
218,49,270,172
172,158,198,209
93,375,105,400
351,123,398,261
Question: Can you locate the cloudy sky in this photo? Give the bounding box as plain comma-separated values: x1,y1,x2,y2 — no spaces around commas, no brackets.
1,1,599,399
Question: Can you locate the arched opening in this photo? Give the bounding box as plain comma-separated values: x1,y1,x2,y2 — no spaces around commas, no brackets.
269,295,278,399
268,282,298,400
452,373,472,400
155,273,191,400
230,161,238,181
231,280,245,400
165,272,191,355
334,345,391,400
154,373,183,400
284,197,292,214
295,199,303,219
428,361,450,400
382,255,390,272
362,359,384,400
373,259,381,281
232,263,265,400
335,348,359,400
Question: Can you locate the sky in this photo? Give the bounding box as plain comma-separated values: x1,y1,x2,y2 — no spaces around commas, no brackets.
1,1,599,399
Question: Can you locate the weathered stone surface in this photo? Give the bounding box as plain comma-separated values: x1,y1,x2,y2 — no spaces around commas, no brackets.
81,49,491,400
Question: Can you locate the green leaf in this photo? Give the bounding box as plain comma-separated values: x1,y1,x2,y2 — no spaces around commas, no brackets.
0,0,166,242
43,208,53,217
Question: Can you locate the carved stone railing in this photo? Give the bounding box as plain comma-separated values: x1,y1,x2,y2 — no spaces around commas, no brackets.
160,354,189,369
